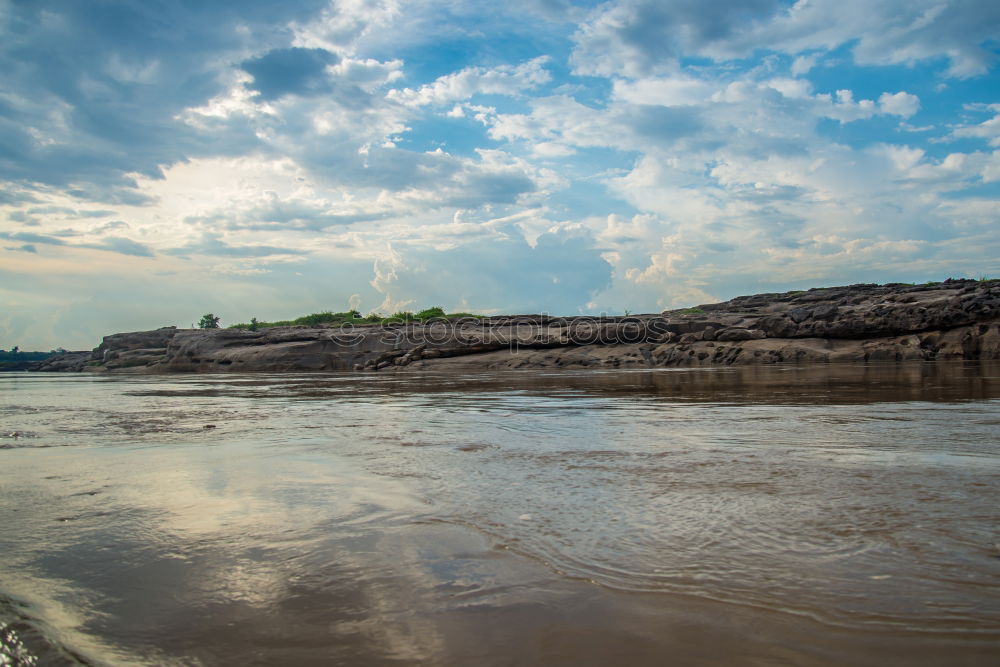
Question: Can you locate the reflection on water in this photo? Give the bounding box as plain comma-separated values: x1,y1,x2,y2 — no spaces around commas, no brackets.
1,363,999,665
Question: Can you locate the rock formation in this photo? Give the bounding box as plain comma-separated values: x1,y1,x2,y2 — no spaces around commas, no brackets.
33,279,1000,373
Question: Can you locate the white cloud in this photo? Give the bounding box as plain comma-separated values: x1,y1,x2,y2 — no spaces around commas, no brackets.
822,89,878,122
290,0,403,55
612,75,715,106
947,104,1000,146
388,57,551,107
326,57,405,91
790,54,818,76
876,144,926,172
983,151,1000,183
476,61,992,307
178,71,278,126
878,91,921,118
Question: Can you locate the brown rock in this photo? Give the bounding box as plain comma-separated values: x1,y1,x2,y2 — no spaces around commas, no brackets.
34,280,1000,374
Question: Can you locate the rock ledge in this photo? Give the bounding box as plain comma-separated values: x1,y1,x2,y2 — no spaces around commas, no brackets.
35,279,1000,372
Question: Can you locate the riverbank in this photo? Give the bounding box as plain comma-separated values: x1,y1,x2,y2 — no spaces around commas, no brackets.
34,279,1000,373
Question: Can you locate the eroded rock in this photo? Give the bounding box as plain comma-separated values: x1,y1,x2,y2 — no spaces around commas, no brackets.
34,279,1000,373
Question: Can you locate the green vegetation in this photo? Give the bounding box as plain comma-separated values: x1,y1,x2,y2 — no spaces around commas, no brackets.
0,347,64,370
198,313,221,329
0,347,63,363
228,307,483,330
675,307,706,316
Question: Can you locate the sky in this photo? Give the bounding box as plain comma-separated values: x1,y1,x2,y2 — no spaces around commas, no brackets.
1,0,998,350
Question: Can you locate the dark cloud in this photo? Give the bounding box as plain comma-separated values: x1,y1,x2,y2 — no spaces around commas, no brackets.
0,230,152,256
771,0,1000,78
304,147,456,191
49,228,84,238
164,233,309,258
26,206,77,215
447,171,538,207
301,146,541,207
185,200,389,232
229,211,391,231
574,0,1000,79
727,135,811,160
236,199,372,230
97,220,130,232
0,187,40,205
0,1,328,200
628,105,703,140
11,206,118,220
1,2,547,215
573,0,779,75
7,211,37,224
0,231,67,246
88,236,154,257
241,47,340,100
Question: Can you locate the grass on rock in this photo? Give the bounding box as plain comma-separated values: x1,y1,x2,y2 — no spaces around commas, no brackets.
229,307,483,330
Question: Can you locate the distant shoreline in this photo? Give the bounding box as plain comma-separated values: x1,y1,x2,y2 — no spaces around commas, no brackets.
34,279,1000,373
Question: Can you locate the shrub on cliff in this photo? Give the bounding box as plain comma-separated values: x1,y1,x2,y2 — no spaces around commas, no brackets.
198,314,221,329
227,307,482,330
415,306,447,320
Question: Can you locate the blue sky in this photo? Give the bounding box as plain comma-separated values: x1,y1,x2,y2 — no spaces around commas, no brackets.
1,0,998,349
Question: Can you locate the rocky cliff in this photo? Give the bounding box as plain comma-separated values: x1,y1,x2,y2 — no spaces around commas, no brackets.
34,279,1000,373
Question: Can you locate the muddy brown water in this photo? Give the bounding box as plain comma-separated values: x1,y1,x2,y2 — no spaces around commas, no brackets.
1,363,999,665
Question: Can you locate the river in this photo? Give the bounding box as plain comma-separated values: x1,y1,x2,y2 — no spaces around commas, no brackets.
2,363,999,665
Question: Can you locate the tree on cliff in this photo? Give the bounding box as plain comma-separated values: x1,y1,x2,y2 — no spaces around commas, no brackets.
198,314,221,329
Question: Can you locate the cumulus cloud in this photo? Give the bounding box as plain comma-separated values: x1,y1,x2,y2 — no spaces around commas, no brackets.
487,77,922,166
815,89,881,123
1,0,997,349
878,91,921,118
480,48,991,305
388,57,551,107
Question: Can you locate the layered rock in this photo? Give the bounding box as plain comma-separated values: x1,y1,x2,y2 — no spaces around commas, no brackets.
30,351,92,372
35,279,1000,373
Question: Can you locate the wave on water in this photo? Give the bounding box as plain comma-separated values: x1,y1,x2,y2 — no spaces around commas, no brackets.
0,595,92,666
